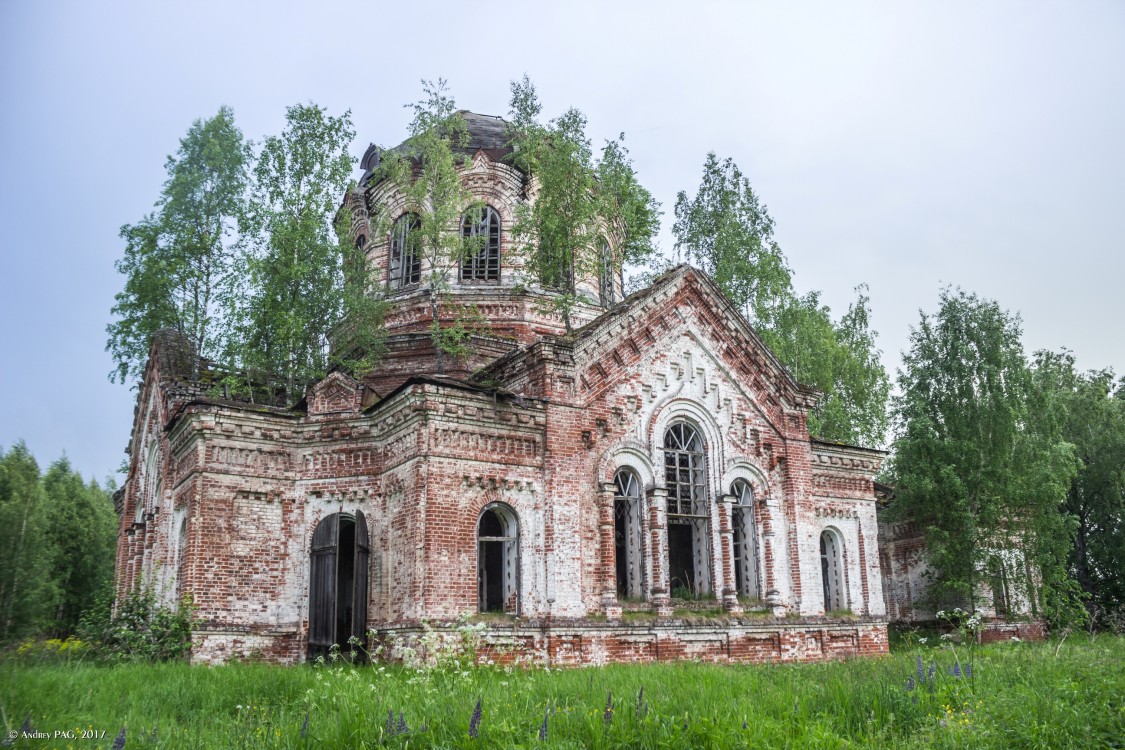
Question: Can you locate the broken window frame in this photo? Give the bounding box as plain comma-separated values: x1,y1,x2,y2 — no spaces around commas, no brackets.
730,479,761,600
389,213,422,288
460,205,501,282
613,468,645,600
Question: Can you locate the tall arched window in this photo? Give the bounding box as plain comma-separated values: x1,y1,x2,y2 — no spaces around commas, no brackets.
461,206,501,281
820,529,846,613
389,214,421,288
664,422,711,597
730,480,760,599
613,469,645,599
175,516,189,598
598,238,616,306
478,504,519,613
308,512,369,659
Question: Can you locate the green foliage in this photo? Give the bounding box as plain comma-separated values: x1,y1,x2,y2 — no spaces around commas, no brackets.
0,443,55,641
0,445,116,644
78,588,196,662
108,103,387,405
106,107,250,384
1030,350,1125,629
674,153,792,330
39,458,117,637
240,103,373,400
373,80,483,371
508,76,660,332
891,289,1082,622
2,638,1123,748
674,155,889,446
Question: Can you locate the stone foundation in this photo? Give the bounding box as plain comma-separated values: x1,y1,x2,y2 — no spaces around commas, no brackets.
374,617,889,667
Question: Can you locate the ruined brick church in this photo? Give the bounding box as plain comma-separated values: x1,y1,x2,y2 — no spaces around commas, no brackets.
115,112,971,665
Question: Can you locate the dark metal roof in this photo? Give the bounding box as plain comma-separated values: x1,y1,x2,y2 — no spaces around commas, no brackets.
361,111,514,187
455,111,511,153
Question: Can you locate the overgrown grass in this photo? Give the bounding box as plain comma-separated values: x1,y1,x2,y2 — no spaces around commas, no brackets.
2,637,1123,748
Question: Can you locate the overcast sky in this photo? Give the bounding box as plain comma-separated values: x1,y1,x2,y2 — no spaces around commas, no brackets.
1,0,1122,483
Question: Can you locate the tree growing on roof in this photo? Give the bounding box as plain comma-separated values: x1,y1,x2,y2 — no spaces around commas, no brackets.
106,106,250,385
369,79,486,374
237,103,387,401
506,75,661,333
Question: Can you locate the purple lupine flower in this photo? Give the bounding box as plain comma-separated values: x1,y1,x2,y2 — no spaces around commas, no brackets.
385,710,395,735
928,662,936,682
635,686,645,718
906,674,915,691
965,663,973,678
538,707,549,741
953,660,962,678
112,726,126,750
397,712,408,735
300,710,309,738
742,719,748,730
469,697,482,739
603,692,614,725
916,654,925,680
17,716,32,736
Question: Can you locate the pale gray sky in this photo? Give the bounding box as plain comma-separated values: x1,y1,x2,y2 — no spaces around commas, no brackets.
2,0,1122,482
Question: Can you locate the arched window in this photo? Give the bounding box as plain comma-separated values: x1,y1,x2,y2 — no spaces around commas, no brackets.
308,512,370,659
664,422,711,597
598,238,616,306
389,214,421,288
355,234,367,250
613,469,645,599
820,529,846,613
730,480,760,600
461,206,501,281
175,516,189,598
478,504,519,613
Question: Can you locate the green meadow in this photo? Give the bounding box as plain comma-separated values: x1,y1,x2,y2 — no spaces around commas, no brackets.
3,637,1123,749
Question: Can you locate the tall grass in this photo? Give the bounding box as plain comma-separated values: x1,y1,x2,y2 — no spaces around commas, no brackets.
2,637,1122,748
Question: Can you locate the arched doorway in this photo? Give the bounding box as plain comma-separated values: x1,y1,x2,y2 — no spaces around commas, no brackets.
308,511,369,658
478,504,519,614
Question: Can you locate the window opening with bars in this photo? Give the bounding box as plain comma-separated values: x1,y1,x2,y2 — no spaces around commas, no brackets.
730,480,761,599
598,238,616,306
820,529,846,612
613,469,645,599
389,214,421,287
461,206,501,282
663,422,712,597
